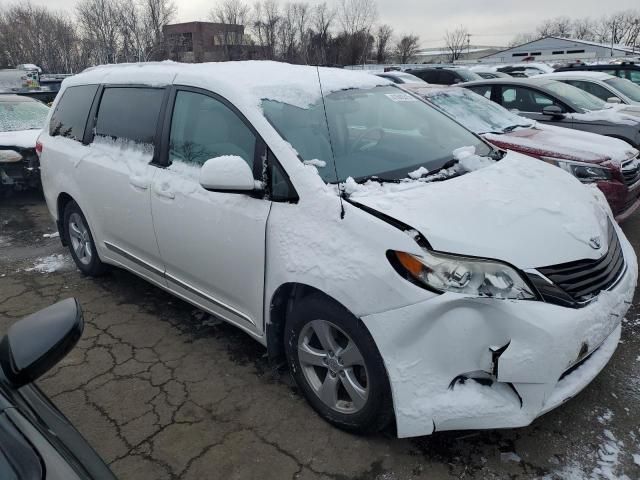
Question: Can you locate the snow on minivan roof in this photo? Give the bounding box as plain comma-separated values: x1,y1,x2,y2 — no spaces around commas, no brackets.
63,61,391,110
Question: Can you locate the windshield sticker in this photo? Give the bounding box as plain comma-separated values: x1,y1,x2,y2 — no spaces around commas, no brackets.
384,93,418,102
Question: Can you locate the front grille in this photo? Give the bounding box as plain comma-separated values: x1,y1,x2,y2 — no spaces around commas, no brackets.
535,222,625,304
621,157,640,187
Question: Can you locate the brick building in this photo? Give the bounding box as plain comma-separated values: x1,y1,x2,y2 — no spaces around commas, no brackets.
163,21,265,62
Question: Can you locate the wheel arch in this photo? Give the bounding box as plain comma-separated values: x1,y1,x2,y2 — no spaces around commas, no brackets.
266,282,352,365
56,192,75,246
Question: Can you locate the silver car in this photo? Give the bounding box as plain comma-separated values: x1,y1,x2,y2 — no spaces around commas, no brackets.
538,71,640,106
460,77,640,148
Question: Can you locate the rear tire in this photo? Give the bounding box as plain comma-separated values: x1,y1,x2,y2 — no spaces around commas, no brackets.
63,201,107,276
284,294,393,434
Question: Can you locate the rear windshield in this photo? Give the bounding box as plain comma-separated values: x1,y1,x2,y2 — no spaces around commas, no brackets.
605,77,640,102
544,81,607,111
0,100,49,132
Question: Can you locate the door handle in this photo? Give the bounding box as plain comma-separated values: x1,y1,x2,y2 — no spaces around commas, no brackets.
129,175,149,190
153,184,176,200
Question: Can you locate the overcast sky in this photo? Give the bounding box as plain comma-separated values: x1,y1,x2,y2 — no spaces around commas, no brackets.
25,0,640,47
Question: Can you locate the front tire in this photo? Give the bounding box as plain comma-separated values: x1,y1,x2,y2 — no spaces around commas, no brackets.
284,294,393,434
63,201,106,276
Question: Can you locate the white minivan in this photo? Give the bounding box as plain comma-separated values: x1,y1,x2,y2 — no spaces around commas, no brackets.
39,62,637,438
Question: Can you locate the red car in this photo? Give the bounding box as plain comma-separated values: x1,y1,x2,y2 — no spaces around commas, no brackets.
406,85,640,222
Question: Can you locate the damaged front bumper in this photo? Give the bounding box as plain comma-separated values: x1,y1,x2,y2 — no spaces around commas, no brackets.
0,147,40,190
362,231,637,438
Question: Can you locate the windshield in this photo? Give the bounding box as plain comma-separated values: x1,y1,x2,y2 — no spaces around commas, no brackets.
262,86,491,183
0,100,49,132
605,77,640,102
422,88,533,134
544,81,607,111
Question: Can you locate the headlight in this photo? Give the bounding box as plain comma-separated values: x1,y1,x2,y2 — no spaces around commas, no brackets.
0,150,23,163
389,249,536,300
542,157,612,183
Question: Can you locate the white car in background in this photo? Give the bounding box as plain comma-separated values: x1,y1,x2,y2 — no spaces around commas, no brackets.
539,71,640,106
38,62,637,438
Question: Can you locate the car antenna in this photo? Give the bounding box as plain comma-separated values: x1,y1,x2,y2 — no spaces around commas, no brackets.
316,65,346,220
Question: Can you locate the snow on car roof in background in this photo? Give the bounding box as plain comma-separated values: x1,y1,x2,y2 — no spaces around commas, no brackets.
538,71,615,81
64,61,391,110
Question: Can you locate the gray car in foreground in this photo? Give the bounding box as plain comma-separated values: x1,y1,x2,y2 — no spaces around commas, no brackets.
459,77,640,148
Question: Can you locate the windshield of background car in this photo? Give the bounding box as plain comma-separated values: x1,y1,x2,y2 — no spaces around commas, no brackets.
394,72,426,84
544,81,607,111
605,77,640,102
0,100,49,132
423,88,533,134
261,85,491,183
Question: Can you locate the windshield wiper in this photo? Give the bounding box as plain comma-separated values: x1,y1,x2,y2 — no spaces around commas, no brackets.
502,124,531,133
352,175,401,184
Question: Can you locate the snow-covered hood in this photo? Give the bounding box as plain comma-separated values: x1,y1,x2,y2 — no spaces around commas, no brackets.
348,151,610,269
0,129,41,149
484,124,638,165
568,105,640,126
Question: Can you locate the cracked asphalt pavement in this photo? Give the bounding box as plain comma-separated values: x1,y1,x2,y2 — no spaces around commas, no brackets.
1,191,640,479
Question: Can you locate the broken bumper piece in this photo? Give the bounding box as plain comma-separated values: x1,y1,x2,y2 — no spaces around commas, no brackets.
361,231,637,438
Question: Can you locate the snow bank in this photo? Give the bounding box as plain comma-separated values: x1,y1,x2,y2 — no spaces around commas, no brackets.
0,129,41,149
25,254,71,273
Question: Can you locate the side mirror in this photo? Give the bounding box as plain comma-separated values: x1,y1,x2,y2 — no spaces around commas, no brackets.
542,105,565,118
199,155,256,193
0,298,83,387
607,97,622,104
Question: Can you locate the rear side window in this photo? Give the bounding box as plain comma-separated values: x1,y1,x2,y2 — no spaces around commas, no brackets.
95,87,164,144
49,85,98,141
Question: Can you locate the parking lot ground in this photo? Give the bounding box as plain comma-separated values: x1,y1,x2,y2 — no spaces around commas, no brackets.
1,190,640,480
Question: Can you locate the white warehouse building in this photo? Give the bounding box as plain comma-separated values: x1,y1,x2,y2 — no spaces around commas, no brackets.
480,36,638,63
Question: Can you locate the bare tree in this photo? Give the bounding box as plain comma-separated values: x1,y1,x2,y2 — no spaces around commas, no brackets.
337,0,377,65
143,0,176,60
536,16,572,38
252,0,280,60
338,0,377,36
507,32,538,47
0,4,84,72
210,0,250,60
309,2,335,64
374,24,393,63
394,34,419,64
443,25,468,62
572,18,595,40
293,3,311,63
76,0,124,64
277,3,297,62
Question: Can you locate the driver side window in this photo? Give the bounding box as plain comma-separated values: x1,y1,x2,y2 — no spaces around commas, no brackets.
500,86,559,113
169,91,256,168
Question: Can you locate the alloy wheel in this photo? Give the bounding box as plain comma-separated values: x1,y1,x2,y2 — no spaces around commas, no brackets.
68,212,93,266
297,319,369,414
